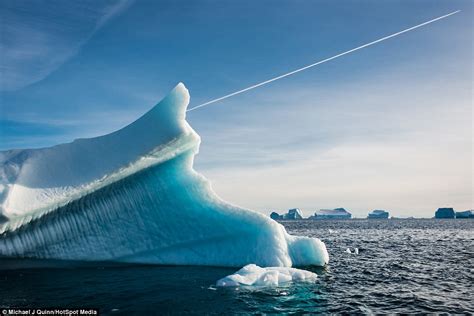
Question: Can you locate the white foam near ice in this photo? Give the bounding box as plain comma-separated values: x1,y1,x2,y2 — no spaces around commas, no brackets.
0,83,329,268
216,264,318,287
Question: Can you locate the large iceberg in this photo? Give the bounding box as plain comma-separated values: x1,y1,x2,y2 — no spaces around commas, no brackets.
0,83,329,267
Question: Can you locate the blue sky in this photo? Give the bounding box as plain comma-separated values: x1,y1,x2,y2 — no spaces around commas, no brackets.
0,0,472,217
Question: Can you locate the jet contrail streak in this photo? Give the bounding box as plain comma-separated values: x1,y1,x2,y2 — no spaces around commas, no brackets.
187,10,460,112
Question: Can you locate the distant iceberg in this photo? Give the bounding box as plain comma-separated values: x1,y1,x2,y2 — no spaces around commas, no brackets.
285,208,304,219
311,208,352,219
368,210,389,219
0,83,329,267
216,264,317,287
270,212,282,220
435,208,455,219
270,208,303,220
455,210,474,219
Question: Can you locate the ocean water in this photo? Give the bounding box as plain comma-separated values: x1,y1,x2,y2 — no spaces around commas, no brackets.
1,219,472,314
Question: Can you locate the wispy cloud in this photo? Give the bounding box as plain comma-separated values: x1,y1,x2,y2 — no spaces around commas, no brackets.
0,0,133,91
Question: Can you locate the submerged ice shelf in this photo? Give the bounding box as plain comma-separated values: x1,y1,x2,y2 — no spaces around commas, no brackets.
0,83,329,267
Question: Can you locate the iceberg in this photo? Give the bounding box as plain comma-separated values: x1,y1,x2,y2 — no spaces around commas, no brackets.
368,210,389,219
270,212,282,220
455,210,474,219
0,83,329,267
269,208,303,220
435,208,455,219
285,208,304,220
216,264,317,287
311,208,352,219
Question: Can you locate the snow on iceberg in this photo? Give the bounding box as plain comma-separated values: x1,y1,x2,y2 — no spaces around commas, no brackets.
0,83,329,267
216,264,317,287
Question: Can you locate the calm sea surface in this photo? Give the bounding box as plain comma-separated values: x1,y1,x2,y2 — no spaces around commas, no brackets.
1,219,473,314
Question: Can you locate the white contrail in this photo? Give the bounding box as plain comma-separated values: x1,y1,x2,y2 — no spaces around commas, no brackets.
187,10,460,112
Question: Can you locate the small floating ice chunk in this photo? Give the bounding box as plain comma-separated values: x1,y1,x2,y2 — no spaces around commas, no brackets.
345,247,359,254
216,264,317,287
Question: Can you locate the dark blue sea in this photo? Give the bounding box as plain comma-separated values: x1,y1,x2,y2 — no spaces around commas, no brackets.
1,219,473,314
